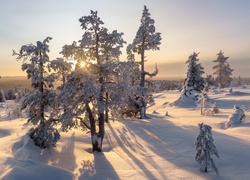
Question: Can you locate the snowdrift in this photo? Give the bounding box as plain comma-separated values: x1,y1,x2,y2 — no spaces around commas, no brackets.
2,134,73,180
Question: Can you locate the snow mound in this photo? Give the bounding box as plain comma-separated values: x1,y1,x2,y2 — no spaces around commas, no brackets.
225,107,245,128
172,94,196,108
2,134,73,180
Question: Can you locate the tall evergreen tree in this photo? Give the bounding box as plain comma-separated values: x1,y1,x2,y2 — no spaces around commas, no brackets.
58,10,126,152
13,37,60,148
127,5,161,119
183,52,205,98
213,51,234,88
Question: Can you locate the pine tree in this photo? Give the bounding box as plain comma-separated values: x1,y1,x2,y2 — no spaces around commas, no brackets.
58,10,126,152
183,52,205,98
13,37,60,148
195,123,219,174
112,61,142,118
0,88,6,102
127,5,161,119
213,51,234,88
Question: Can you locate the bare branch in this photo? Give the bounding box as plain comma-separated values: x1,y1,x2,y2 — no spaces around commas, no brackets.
76,116,91,130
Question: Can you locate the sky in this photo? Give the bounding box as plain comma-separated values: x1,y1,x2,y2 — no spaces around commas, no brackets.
1,0,250,78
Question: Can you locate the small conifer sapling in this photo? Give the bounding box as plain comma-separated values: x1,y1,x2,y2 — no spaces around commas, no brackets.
195,123,219,174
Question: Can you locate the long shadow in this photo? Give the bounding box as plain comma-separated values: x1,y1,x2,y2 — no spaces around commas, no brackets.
106,123,168,180
121,114,250,179
51,132,77,172
78,152,120,180
213,98,250,109
0,129,11,137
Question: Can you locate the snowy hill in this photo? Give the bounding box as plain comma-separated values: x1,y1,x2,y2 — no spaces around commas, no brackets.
0,86,250,179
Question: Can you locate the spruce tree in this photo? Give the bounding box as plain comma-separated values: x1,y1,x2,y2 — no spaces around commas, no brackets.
183,52,205,98
213,51,234,88
127,5,161,119
195,123,219,174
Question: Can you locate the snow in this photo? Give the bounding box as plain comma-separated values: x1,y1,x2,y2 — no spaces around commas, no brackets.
1,86,250,179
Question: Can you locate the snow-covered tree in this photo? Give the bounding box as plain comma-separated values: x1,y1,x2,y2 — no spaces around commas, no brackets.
196,90,212,116
127,5,161,119
226,105,245,128
111,61,142,118
13,37,60,148
213,51,234,89
6,102,23,119
195,123,219,174
0,88,6,102
58,10,126,152
4,88,16,100
183,52,205,98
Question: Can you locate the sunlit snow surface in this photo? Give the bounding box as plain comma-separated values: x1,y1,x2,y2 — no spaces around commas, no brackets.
1,87,250,179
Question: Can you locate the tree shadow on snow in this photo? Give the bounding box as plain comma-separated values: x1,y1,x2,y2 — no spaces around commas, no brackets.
106,122,169,180
109,114,250,180
213,99,250,110
0,128,11,137
78,152,120,180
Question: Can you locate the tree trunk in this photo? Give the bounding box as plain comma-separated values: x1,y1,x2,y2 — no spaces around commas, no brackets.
97,76,105,152
98,113,105,152
140,37,146,119
86,103,100,152
105,92,109,123
39,57,45,128
33,56,46,148
94,28,105,152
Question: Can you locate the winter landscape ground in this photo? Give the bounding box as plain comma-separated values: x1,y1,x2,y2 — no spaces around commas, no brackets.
0,86,250,180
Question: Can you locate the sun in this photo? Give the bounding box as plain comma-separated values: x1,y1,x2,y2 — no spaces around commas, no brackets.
80,62,86,68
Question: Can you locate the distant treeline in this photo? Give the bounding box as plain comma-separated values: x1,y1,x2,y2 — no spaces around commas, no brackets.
0,76,31,89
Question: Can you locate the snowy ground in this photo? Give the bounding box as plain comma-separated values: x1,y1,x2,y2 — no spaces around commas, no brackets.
1,86,250,180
